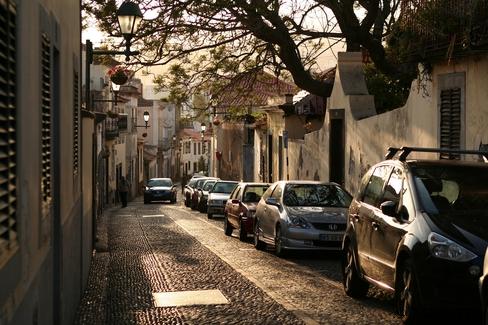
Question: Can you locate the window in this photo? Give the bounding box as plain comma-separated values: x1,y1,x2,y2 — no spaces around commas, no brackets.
362,165,391,207
439,88,461,159
73,71,79,174
41,33,52,214
198,142,201,155
0,0,17,259
193,162,197,172
381,167,403,206
193,142,197,155
261,184,276,201
271,184,283,201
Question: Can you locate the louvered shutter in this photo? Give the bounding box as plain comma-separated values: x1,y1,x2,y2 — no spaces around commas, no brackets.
0,0,17,253
41,34,52,206
73,72,79,174
440,88,461,159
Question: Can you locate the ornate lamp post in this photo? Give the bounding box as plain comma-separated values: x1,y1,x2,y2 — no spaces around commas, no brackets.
85,0,143,111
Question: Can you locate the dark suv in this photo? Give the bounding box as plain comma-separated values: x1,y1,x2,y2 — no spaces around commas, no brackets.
342,147,488,323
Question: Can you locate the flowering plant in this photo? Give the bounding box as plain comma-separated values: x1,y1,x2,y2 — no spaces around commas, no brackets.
108,65,129,85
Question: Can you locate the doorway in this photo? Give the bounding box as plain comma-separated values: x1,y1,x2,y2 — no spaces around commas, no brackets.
329,109,345,185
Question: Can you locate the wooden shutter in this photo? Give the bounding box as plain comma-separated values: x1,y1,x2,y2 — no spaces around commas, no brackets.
440,88,461,159
41,34,52,207
73,71,79,174
0,0,17,254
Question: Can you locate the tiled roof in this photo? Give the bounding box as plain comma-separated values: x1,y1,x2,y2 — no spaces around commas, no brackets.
216,71,298,108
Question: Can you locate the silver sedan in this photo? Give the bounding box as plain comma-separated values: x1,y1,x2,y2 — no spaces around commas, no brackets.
253,181,352,257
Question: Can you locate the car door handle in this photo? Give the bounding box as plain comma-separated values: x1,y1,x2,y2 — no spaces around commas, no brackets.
372,221,380,231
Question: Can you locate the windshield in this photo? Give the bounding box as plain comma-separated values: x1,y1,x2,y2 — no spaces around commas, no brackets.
212,182,238,194
203,181,217,191
147,179,172,187
413,164,488,237
414,164,488,213
283,184,352,207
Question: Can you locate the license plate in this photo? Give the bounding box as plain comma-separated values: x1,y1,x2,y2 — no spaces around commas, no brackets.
319,234,343,241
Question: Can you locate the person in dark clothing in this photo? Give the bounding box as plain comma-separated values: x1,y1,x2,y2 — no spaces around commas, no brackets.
118,176,130,207
181,174,187,194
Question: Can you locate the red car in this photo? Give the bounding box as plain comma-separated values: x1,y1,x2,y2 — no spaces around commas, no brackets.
223,182,270,241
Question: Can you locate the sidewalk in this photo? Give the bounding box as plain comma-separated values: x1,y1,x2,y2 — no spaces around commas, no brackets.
75,201,303,325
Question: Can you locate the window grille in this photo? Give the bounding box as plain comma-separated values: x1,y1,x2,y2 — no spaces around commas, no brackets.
73,71,79,174
439,88,461,159
41,33,52,208
0,0,17,257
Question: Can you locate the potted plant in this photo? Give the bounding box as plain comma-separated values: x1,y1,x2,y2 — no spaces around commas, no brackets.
108,65,129,85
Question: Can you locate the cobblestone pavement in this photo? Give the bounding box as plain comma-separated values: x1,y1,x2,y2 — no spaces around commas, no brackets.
76,200,304,325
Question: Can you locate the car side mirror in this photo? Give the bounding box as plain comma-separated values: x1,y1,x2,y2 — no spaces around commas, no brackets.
380,200,397,217
266,197,280,207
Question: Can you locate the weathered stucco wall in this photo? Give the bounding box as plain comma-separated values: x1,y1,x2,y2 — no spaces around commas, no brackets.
287,52,488,195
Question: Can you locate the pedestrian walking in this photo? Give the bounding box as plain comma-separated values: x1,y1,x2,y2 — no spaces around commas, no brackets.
118,176,130,207
181,173,187,194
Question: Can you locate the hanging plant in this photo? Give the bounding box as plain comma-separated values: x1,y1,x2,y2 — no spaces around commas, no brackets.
108,65,129,85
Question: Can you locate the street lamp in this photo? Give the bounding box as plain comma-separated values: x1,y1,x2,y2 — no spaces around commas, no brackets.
143,111,150,125
201,123,206,132
85,0,143,111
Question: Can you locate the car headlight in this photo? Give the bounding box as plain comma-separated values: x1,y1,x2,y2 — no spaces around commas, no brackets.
288,216,311,229
428,232,477,262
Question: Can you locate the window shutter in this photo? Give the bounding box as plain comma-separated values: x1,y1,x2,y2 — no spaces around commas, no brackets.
0,0,17,254
41,34,52,207
73,71,79,174
440,88,461,159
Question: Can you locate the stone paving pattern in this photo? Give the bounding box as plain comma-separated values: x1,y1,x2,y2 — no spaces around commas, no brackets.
75,203,303,325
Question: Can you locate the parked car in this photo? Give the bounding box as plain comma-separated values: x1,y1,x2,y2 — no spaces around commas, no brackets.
184,177,200,207
253,180,352,256
207,181,239,218
342,147,488,323
224,182,270,241
197,179,219,213
144,178,177,204
480,248,488,324
191,177,219,210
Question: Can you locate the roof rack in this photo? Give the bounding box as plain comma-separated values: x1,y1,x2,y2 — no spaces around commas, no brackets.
385,146,488,162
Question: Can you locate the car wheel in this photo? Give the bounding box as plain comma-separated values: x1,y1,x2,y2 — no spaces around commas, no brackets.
396,258,421,324
253,219,266,250
238,219,247,242
207,213,213,219
342,242,369,298
171,196,176,203
274,226,286,257
224,214,233,236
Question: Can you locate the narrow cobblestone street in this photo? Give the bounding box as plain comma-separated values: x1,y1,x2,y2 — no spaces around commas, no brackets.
75,196,402,325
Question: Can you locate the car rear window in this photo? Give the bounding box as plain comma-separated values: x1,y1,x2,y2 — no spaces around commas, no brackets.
243,185,269,202
212,182,238,194
283,184,352,207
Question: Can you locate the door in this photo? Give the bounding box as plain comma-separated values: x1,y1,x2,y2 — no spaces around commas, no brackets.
356,164,392,277
262,184,283,241
369,167,409,287
268,134,273,182
227,186,241,228
329,110,345,185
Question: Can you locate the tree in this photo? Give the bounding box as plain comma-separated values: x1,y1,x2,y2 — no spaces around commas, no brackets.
83,0,411,100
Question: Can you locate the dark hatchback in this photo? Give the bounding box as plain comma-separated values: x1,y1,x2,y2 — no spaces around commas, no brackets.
342,147,488,323
144,178,177,204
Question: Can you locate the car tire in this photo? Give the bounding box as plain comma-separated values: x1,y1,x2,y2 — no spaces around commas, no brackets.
274,226,286,257
207,213,213,219
342,242,369,298
253,219,266,250
224,215,233,236
238,219,247,242
396,258,421,324
171,196,176,204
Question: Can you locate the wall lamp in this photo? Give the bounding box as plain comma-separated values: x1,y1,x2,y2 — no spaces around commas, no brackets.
85,0,143,111
136,110,150,129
